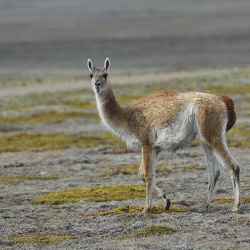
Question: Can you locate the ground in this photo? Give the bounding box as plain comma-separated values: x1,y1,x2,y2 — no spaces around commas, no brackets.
1,67,250,249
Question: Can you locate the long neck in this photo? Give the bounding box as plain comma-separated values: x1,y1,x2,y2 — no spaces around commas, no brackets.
95,87,127,134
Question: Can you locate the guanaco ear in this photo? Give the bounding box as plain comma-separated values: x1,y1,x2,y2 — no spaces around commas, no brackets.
104,58,110,71
87,59,95,72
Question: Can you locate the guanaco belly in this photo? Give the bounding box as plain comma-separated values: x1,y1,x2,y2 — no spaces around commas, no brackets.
153,103,197,152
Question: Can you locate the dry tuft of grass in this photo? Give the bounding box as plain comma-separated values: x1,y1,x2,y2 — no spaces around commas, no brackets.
84,205,188,216
122,225,178,239
182,164,204,172
212,197,250,204
0,111,98,124
134,225,178,237
233,219,250,224
0,175,59,183
31,185,146,205
9,232,77,245
0,133,76,153
206,85,250,95
97,162,172,177
0,132,127,153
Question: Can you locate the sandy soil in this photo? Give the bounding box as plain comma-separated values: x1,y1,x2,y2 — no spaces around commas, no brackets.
1,67,250,249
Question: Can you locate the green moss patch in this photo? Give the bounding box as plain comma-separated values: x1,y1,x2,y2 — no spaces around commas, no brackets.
77,133,126,149
206,85,250,95
0,175,59,183
212,197,250,204
212,198,234,204
227,125,250,148
229,125,250,137
9,232,77,245
233,219,250,224
123,225,177,239
59,99,94,109
0,133,76,153
0,132,126,153
227,138,250,148
97,162,172,177
135,225,177,237
31,185,146,205
8,99,94,111
0,126,20,133
96,164,138,177
85,205,188,216
0,111,98,124
182,164,204,172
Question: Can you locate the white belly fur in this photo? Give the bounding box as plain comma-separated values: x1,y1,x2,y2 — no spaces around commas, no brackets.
154,104,197,152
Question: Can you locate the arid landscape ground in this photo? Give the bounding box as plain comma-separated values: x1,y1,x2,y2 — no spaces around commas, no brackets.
1,0,250,249
1,67,250,249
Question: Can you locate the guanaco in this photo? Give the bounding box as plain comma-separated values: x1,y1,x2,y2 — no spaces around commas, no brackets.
87,58,240,214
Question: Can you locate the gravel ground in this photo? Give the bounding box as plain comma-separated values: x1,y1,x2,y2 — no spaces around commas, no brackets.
1,67,250,249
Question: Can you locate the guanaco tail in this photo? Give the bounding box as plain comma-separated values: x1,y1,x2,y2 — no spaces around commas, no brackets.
87,58,240,215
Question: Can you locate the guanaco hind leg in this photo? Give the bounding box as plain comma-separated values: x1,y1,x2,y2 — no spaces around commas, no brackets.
197,104,240,211
203,141,240,211
203,144,221,211
215,147,240,211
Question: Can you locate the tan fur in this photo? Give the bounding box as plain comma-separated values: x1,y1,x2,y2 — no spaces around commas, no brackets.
87,58,240,214
218,95,236,131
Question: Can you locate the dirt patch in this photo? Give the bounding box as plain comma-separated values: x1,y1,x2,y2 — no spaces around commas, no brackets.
1,67,250,249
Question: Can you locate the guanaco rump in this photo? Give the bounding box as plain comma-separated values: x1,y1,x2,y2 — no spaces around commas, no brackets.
87,58,240,214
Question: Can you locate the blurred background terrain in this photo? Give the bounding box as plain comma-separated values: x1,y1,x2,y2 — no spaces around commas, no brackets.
0,0,250,77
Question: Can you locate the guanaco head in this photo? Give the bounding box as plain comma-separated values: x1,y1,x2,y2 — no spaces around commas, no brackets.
87,58,110,94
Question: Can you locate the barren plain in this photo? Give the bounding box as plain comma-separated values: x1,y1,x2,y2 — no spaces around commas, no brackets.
1,0,250,249
1,67,250,249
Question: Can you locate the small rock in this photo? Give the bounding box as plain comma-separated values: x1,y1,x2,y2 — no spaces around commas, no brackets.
216,188,227,194
204,219,215,225
75,156,91,164
4,162,24,168
80,227,93,234
40,171,48,176
0,240,13,246
79,164,86,170
131,221,145,229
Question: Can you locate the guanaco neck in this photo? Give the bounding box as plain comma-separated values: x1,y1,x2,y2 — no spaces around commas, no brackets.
95,85,128,135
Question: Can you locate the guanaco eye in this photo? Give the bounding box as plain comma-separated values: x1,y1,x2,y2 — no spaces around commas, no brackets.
89,74,93,79
103,73,108,80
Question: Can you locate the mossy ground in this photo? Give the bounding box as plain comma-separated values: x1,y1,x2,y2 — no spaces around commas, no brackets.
31,185,146,205
0,111,98,124
212,197,250,204
122,225,178,239
0,174,59,183
97,162,172,177
133,225,178,237
182,164,204,172
8,232,77,245
227,125,250,148
0,132,126,153
85,205,188,216
1,67,250,249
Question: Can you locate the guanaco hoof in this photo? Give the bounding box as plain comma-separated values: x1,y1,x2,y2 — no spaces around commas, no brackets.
165,199,171,210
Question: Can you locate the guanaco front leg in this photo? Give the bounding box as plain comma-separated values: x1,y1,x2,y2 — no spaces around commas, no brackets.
141,145,157,214
138,156,171,211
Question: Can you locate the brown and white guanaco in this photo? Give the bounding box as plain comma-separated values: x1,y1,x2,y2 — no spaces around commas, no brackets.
87,58,240,215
